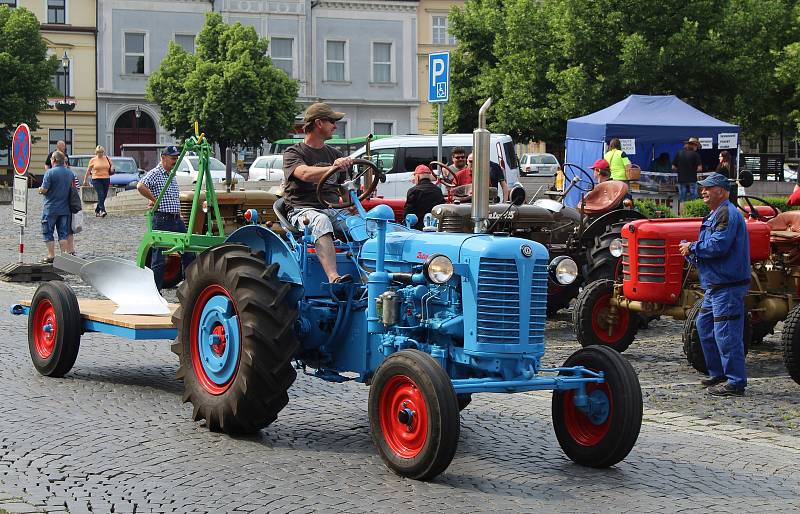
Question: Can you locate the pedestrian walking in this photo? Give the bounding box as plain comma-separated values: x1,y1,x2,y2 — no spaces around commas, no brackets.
83,145,114,217
403,164,445,230
45,139,77,253
38,151,74,263
137,145,194,290
678,172,750,396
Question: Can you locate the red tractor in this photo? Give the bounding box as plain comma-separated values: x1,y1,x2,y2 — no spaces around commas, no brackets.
572,196,800,384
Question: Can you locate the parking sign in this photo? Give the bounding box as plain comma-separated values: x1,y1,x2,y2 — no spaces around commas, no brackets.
428,52,450,103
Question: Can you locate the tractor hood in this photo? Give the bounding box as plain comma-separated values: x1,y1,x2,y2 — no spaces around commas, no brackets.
359,229,549,274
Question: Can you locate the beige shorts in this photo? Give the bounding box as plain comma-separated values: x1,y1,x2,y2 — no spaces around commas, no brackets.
288,208,351,241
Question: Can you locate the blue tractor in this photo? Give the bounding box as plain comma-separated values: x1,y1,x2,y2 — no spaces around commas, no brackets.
172,101,642,480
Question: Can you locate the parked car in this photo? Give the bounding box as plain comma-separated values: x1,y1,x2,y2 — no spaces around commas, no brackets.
70,155,144,190
248,155,284,182
519,153,560,176
174,155,245,186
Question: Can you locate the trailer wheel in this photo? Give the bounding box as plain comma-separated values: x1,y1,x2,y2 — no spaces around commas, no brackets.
172,244,299,434
585,222,626,282
369,350,460,480
682,299,751,374
28,281,81,377
573,279,637,352
552,345,642,468
781,304,800,384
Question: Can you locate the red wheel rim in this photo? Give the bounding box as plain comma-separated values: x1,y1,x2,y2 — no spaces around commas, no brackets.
379,375,429,459
33,299,57,359
590,292,630,345
563,383,613,446
189,284,241,395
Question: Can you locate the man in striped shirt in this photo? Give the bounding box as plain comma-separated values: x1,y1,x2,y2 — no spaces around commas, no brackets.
137,146,192,289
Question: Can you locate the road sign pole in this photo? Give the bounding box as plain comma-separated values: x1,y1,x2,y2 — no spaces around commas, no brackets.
437,104,443,164
18,226,24,264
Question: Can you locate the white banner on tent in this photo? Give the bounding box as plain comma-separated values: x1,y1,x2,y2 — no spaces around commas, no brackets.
718,133,738,149
699,137,713,149
619,139,636,154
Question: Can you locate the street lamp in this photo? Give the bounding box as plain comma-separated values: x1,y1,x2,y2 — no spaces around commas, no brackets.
60,51,69,151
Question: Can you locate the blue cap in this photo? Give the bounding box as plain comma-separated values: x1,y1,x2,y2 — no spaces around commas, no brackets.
697,172,730,190
161,145,180,156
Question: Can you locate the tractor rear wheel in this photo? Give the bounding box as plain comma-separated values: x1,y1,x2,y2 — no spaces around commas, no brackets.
682,299,751,375
585,222,626,282
28,281,81,377
573,279,637,352
552,345,642,468
781,304,800,384
172,244,299,434
750,317,777,345
369,350,460,480
547,281,581,316
145,248,183,289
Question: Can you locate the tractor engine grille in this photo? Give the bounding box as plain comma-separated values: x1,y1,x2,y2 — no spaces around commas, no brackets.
477,258,520,344
438,215,470,232
623,238,666,283
529,258,548,341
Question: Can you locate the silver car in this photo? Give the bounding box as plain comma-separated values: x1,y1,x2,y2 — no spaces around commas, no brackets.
519,153,559,176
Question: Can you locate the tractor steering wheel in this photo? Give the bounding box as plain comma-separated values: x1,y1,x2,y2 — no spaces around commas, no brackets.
563,162,595,193
736,195,780,221
429,160,458,188
316,158,381,209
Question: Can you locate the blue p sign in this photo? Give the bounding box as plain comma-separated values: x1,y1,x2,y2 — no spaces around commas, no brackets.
428,52,450,103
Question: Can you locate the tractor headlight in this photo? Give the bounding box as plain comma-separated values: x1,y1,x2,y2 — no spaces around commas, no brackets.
424,254,454,284
609,238,624,258
549,256,578,285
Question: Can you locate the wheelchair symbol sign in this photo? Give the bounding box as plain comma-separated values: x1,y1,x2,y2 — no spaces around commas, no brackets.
428,52,449,103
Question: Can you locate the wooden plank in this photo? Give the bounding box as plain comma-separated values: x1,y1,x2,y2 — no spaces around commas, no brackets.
21,298,177,329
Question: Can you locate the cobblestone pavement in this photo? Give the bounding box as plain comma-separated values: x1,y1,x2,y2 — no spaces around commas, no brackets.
1,195,799,513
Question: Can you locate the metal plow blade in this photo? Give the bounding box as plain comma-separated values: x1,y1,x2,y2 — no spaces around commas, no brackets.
53,254,170,315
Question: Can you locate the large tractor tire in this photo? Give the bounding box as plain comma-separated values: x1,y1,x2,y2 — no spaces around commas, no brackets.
28,281,81,377
781,304,800,384
585,221,626,282
682,299,751,375
573,279,638,352
552,345,642,468
172,244,299,434
369,350,460,480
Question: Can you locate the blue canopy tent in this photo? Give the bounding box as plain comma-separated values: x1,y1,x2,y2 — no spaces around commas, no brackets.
563,95,740,207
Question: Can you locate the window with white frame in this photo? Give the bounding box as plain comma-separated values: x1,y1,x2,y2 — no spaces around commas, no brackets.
0,1,17,7
432,15,456,45
124,33,146,74
52,58,70,96
47,0,65,24
325,40,347,81
49,129,73,156
372,42,392,83
174,34,195,54
270,37,294,77
372,122,394,135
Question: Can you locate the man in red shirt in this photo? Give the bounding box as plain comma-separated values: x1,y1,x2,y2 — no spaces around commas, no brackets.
454,154,473,187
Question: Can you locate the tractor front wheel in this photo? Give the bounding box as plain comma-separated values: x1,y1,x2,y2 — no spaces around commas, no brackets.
781,304,800,384
172,244,299,434
682,299,751,375
552,345,642,467
369,350,460,480
573,279,637,352
28,281,81,377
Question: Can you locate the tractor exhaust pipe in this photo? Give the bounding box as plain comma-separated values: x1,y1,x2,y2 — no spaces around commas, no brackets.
472,97,492,233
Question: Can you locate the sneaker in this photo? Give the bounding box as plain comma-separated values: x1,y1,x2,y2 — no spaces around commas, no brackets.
700,375,727,387
708,383,745,397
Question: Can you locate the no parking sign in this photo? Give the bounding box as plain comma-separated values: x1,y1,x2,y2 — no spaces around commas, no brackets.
11,123,31,227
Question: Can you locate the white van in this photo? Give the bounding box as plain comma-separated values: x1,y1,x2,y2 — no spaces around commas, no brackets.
350,134,520,198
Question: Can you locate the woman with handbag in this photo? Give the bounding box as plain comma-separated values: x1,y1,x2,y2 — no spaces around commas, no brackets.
83,145,114,217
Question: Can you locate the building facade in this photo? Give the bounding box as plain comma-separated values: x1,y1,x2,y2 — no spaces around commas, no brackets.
7,0,98,172
415,0,462,134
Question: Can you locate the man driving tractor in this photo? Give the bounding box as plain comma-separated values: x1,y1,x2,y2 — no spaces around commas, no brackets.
283,102,354,284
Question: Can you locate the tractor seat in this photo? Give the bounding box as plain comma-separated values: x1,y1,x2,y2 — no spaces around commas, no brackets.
273,197,301,235
767,211,800,232
579,180,629,216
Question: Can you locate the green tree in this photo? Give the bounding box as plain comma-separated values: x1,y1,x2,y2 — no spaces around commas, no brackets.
147,12,299,159
0,6,60,150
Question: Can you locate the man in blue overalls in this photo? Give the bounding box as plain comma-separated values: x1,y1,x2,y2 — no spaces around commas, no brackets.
679,172,750,396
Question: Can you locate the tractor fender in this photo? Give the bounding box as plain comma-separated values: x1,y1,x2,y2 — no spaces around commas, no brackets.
581,209,646,242
225,225,303,288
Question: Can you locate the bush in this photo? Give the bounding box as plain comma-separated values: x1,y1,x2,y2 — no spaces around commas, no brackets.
680,199,709,218
634,199,675,218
